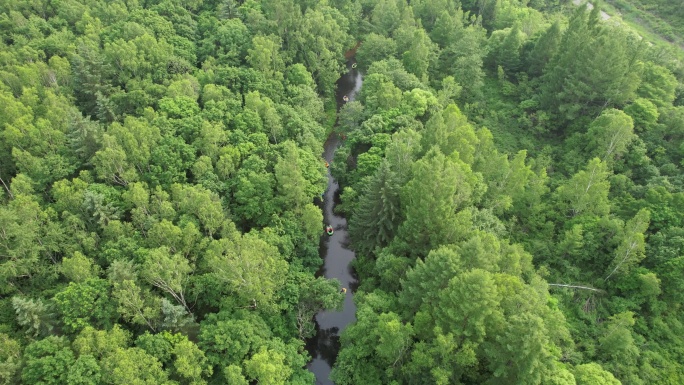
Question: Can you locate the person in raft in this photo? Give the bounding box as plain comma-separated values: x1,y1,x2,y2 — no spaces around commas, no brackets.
341,288,347,293
342,95,349,102
326,225,334,235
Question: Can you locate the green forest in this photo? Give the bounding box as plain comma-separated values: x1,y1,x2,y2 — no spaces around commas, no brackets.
1,0,684,384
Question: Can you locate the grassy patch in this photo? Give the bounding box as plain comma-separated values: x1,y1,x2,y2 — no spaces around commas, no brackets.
598,0,684,60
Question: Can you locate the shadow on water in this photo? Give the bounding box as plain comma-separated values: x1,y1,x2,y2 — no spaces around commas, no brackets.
305,60,363,385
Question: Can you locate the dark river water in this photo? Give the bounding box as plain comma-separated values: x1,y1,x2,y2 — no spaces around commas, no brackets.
305,60,363,385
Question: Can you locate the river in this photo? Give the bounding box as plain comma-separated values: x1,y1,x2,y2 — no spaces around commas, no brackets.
305,60,363,385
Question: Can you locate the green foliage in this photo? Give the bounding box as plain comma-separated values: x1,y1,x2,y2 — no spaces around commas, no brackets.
140,246,193,314
439,25,487,101
398,26,435,82
204,233,288,309
574,363,621,385
53,278,117,333
244,346,292,385
541,7,642,124
624,98,658,133
274,140,325,212
370,0,402,35
199,310,270,368
329,1,684,379
21,336,75,385
101,347,170,385
67,355,101,385
0,334,21,385
136,331,212,384
73,326,131,359
349,160,403,255
489,25,526,75
11,296,54,337
356,34,397,73
2,0,684,383
605,209,650,281
395,148,477,257
637,61,677,108
554,158,611,218
399,246,464,316
61,251,100,283
585,108,635,162
247,35,285,81
288,272,343,339
526,20,562,77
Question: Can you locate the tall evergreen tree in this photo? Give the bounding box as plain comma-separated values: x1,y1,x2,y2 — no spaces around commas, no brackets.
526,20,562,77
497,24,525,75
349,160,402,256
395,148,477,258
541,6,640,125
430,9,464,48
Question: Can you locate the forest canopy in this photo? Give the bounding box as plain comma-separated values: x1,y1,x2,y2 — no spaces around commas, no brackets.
1,0,684,384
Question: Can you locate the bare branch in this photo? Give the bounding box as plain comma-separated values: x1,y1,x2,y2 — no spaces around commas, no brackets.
548,283,605,293
0,177,13,200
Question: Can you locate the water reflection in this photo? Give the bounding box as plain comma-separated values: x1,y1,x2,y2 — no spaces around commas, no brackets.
305,60,363,385
306,322,341,367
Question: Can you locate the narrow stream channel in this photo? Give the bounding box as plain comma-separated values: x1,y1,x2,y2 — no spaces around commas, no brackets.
305,60,363,385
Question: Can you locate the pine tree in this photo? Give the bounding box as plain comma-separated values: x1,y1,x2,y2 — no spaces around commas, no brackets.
430,10,464,48
349,160,402,256
396,148,477,258
11,297,54,337
497,24,525,75
526,20,562,77
541,6,640,124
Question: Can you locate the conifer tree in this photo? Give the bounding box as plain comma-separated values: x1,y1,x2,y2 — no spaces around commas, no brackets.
526,20,561,77
350,160,402,256
497,24,525,75
541,6,640,124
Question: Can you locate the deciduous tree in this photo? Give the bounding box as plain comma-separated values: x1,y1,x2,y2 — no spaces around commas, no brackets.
586,109,635,162
554,158,611,218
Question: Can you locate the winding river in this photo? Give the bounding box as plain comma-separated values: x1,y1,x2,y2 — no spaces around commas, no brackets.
305,60,363,385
